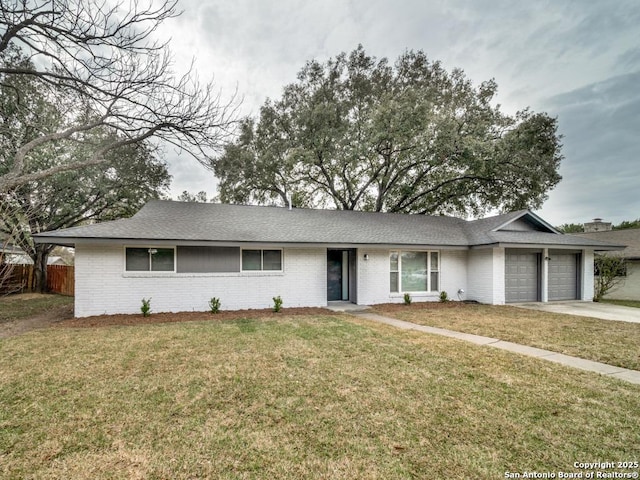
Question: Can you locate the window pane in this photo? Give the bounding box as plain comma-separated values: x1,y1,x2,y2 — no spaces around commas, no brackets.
430,271,439,292
401,252,428,292
126,248,149,271
151,248,174,271
430,251,439,271
390,272,399,292
263,250,282,270
242,250,262,270
390,252,398,271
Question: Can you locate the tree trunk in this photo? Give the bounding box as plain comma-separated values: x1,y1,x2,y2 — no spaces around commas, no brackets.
32,245,50,293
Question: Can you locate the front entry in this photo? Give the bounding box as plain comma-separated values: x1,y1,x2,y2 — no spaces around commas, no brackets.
327,249,354,301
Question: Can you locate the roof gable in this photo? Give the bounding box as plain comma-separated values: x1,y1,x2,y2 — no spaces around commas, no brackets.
492,211,560,234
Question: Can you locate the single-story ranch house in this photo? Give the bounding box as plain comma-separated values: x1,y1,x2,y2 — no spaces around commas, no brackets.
34,200,622,317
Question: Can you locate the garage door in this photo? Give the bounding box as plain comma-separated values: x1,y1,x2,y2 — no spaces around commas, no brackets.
505,251,539,302
548,253,578,301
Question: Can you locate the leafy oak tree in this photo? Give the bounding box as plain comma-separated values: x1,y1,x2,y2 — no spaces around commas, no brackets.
0,0,236,193
214,46,562,216
176,191,209,202
614,219,640,230
1,139,170,292
557,223,585,233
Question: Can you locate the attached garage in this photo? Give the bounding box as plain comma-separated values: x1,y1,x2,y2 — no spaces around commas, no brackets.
505,250,540,302
505,249,581,303
548,251,580,301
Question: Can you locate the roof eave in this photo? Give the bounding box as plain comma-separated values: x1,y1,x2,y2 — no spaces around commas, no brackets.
470,242,625,250
33,235,470,250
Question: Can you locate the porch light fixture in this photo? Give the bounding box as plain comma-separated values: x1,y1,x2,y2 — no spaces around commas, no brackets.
364,254,369,261
148,248,158,254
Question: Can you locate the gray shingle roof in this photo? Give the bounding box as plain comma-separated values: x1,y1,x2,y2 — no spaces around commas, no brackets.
577,229,640,258
33,200,622,250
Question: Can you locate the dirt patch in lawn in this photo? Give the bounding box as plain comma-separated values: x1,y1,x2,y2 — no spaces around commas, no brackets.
56,307,335,329
0,296,74,339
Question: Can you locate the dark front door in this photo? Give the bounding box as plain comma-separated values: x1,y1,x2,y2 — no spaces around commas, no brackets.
327,250,349,301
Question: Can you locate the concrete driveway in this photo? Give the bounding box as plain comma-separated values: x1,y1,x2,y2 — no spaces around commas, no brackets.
514,301,640,323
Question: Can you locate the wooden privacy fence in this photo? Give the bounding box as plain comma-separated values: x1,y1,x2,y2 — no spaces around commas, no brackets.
47,265,75,296
0,264,74,296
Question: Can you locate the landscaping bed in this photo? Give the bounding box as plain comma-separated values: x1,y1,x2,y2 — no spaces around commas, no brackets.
57,307,333,328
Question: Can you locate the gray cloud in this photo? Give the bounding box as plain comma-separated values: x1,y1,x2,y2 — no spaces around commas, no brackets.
158,0,639,224
536,71,640,224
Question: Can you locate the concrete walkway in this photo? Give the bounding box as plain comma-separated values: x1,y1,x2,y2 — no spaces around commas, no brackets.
513,301,640,323
348,311,640,385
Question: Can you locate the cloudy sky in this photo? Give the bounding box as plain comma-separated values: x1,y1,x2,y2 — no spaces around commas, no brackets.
156,0,639,226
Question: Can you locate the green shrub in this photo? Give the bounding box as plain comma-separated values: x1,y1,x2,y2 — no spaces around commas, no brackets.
594,255,627,301
272,296,283,313
439,291,449,302
403,293,412,305
208,297,221,314
141,298,151,317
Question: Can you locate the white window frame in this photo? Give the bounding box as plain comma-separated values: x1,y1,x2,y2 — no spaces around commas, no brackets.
124,246,176,273
240,248,283,272
390,250,440,293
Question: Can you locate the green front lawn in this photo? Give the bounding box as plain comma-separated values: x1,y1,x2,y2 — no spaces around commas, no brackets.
371,303,640,370
601,299,640,309
1,312,639,479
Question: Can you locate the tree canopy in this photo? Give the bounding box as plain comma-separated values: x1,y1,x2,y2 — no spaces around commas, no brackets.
0,0,237,193
0,51,171,291
557,218,640,233
213,46,563,216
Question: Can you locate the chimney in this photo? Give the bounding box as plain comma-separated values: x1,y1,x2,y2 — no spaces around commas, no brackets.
584,218,612,233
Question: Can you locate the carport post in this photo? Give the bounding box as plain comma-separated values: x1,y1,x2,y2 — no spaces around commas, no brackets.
541,248,549,302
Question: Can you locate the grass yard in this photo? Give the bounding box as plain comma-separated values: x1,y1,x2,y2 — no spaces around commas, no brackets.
1,312,639,479
373,303,640,371
0,293,73,323
601,299,640,309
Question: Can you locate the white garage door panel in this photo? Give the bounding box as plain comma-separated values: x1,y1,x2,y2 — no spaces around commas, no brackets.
548,253,578,301
505,252,539,303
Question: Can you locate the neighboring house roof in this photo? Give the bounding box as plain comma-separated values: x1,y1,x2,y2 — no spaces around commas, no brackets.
3,254,67,266
33,200,622,250
577,229,640,259
0,243,26,255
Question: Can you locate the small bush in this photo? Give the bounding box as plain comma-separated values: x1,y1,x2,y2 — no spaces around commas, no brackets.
208,297,221,314
272,296,283,313
594,255,627,301
439,291,449,302
141,298,151,317
403,293,412,305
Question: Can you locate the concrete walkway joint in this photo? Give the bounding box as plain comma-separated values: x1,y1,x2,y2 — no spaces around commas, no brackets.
350,311,640,385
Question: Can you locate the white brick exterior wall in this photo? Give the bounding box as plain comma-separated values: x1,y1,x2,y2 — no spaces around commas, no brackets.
441,250,468,301
466,248,505,305
356,248,468,305
75,244,327,317
582,249,595,301
74,242,594,317
493,247,506,304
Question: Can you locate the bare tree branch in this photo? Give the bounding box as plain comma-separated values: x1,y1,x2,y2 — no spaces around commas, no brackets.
0,0,239,193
